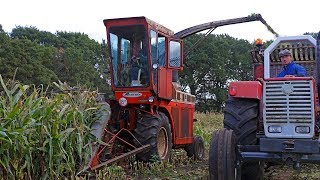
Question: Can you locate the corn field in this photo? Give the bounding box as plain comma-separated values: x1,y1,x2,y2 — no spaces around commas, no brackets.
0,75,100,179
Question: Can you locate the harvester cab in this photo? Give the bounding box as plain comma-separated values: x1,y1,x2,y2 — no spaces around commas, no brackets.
103,17,185,104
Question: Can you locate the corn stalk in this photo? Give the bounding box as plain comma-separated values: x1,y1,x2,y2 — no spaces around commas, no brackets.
0,76,100,179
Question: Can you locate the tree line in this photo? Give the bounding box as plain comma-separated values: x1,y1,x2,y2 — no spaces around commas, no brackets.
0,25,111,94
0,25,316,112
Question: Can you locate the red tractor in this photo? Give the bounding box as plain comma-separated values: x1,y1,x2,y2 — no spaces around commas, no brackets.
209,34,320,179
83,14,276,172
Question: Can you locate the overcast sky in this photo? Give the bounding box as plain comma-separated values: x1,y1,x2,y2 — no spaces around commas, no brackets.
1,0,319,43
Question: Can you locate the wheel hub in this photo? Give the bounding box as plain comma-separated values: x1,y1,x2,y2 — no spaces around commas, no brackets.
157,127,168,159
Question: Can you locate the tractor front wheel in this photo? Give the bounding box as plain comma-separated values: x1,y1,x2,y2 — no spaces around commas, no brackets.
185,136,205,160
209,128,237,180
224,97,264,180
135,112,172,162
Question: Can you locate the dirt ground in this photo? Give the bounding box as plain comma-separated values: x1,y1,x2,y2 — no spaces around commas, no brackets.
115,148,320,180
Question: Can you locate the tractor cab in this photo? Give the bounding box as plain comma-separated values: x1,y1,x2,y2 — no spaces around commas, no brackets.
103,17,184,106
264,35,317,79
251,35,317,80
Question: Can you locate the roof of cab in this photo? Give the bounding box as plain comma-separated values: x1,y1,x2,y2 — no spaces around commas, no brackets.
103,16,174,36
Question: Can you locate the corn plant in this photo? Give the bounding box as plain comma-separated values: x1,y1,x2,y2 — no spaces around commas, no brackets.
0,76,100,179
194,113,223,147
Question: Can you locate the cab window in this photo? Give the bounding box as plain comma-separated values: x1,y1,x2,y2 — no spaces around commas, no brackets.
169,41,181,67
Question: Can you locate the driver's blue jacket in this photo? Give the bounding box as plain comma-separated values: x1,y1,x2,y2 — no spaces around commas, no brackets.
277,61,306,77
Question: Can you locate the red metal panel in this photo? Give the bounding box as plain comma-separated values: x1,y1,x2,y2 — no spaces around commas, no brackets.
114,91,153,105
103,16,174,36
188,106,194,138
163,100,194,145
254,64,264,79
175,137,193,145
158,67,167,99
229,81,262,100
166,71,172,98
128,109,136,130
104,17,148,28
158,68,172,99
181,108,190,137
172,107,179,139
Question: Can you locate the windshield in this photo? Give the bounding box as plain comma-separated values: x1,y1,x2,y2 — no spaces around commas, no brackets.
109,25,149,87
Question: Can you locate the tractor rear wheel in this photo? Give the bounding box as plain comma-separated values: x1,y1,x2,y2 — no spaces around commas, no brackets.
223,97,264,180
209,128,236,180
135,112,172,162
184,136,205,160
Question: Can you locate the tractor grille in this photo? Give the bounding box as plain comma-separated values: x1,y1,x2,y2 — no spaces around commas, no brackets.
263,80,315,138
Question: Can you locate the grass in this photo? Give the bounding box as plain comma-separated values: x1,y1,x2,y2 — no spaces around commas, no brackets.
193,113,223,147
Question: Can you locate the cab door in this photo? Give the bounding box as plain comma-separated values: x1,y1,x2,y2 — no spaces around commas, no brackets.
150,29,183,99
158,38,183,99
150,30,168,99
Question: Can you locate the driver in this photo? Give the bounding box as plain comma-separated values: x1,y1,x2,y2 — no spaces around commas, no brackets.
277,49,306,77
130,55,141,86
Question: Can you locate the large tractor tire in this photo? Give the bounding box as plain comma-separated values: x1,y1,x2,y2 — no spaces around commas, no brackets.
184,136,205,160
223,97,264,180
209,128,236,180
135,112,172,162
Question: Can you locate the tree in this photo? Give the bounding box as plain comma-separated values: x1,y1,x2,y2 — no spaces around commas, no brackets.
181,34,253,112
53,31,110,93
304,32,318,39
2,26,111,94
0,36,58,87
0,24,4,33
11,26,58,46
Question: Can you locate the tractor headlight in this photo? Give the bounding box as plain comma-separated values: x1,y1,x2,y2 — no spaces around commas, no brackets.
295,126,310,134
119,97,127,107
268,126,282,133
148,96,154,103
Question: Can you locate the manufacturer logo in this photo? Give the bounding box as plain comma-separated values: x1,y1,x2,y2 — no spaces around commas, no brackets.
282,83,294,95
122,92,142,97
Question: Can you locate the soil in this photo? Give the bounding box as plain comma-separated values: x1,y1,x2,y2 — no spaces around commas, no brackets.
120,148,319,180
100,146,320,179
